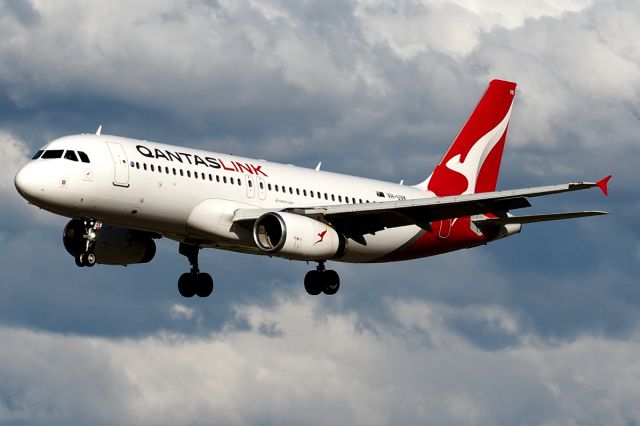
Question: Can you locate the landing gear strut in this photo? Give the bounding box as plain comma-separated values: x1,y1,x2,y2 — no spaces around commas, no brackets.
304,261,340,296
178,243,214,298
74,219,100,268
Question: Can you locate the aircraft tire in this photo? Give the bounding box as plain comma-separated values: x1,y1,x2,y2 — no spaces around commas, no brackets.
322,270,340,295
85,252,96,267
196,273,214,297
178,273,196,298
75,253,85,267
304,271,323,296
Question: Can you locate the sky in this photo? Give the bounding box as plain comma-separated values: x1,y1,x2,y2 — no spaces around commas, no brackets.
0,0,639,424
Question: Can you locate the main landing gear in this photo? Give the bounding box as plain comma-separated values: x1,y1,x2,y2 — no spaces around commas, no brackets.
178,243,214,298
74,219,100,268
304,261,340,296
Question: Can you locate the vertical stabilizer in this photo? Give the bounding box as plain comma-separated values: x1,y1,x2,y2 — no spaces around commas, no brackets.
415,80,517,196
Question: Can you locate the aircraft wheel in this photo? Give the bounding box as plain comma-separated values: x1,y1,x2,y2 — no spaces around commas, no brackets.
196,273,214,298
75,253,85,267
85,252,96,267
322,270,340,295
304,271,323,296
178,273,196,298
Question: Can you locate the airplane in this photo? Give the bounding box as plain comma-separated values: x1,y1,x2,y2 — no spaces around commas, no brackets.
14,80,611,298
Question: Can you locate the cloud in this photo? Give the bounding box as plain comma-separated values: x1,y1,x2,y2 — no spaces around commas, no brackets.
0,1,638,424
0,130,28,194
1,295,639,425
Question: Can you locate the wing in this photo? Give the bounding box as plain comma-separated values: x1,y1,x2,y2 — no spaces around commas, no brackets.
233,177,610,240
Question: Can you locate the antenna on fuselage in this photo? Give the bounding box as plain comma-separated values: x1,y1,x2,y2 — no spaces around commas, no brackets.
95,125,102,135
399,180,404,185
315,162,322,171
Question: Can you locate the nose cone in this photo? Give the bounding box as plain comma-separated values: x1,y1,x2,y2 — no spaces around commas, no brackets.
14,162,41,202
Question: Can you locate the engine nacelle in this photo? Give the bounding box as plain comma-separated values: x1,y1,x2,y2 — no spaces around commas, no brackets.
253,212,345,260
63,219,156,265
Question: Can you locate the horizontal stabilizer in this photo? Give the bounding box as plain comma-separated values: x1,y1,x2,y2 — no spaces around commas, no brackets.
474,211,608,226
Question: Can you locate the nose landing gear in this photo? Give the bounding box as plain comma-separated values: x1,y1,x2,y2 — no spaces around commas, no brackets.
304,261,340,296
178,243,214,298
74,219,100,267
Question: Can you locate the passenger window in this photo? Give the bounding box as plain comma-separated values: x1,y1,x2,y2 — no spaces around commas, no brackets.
203,173,206,180
180,169,184,176
310,191,314,198
223,176,227,183
143,163,147,171
230,177,234,184
150,164,155,172
289,187,293,194
32,150,44,160
303,189,307,196
338,195,342,202
238,179,241,186
77,151,90,163
172,168,176,175
136,162,140,169
324,193,328,200
64,150,78,162
268,183,272,191
209,174,212,181
166,167,170,174
187,170,191,177
295,188,299,195
41,150,64,159
216,175,220,182
248,180,253,187
261,182,265,189
275,184,279,191
331,194,335,201
359,199,363,204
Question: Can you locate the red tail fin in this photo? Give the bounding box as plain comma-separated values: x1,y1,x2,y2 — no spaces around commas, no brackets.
415,80,517,196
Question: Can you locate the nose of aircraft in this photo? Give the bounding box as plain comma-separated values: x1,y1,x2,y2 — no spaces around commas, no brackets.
14,162,41,201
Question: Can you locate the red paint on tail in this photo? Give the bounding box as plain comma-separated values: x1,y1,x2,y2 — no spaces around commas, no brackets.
416,80,517,196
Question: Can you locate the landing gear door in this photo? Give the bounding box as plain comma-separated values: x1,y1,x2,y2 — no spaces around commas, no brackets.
106,142,130,187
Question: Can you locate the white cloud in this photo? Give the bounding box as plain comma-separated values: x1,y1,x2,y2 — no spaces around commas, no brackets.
1,296,639,425
169,304,195,320
0,130,29,194
355,0,595,59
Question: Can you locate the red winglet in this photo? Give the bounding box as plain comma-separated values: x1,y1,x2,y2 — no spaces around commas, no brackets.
596,175,612,196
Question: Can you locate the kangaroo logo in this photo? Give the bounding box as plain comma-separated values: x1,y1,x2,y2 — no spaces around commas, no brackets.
315,229,328,245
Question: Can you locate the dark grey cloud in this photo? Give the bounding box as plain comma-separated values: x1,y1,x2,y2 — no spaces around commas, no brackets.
0,0,639,424
0,0,40,26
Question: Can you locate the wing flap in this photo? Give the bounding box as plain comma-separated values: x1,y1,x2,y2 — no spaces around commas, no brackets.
473,211,608,226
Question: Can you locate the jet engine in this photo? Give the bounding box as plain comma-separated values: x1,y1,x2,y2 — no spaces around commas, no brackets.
253,212,345,260
63,219,156,265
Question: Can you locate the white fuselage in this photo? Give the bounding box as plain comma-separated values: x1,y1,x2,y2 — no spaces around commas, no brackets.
16,134,442,263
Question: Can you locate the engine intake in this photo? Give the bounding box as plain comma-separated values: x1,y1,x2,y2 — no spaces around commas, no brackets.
253,212,345,260
63,219,156,265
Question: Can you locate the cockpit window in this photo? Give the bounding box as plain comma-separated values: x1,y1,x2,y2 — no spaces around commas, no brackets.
32,150,44,160
41,150,64,159
77,151,90,163
64,150,78,161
